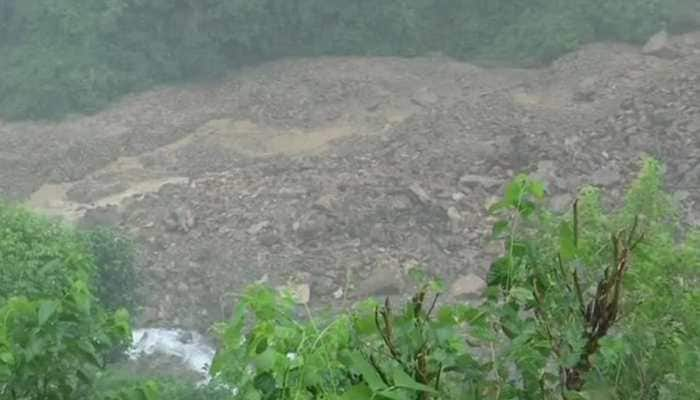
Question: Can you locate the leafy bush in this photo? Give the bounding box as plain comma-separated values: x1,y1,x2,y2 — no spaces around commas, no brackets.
476,157,699,398
0,204,96,301
1,0,694,120
0,203,133,399
81,227,140,316
0,285,131,400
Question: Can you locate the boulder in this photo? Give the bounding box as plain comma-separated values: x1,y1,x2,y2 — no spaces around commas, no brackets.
642,30,681,59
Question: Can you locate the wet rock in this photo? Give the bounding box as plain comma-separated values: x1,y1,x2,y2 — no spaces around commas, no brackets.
247,220,271,235
365,98,382,112
451,192,466,202
314,193,339,213
177,331,194,344
573,77,597,102
389,194,413,211
642,30,680,60
650,109,674,128
591,167,622,187
408,183,432,204
139,306,159,325
163,215,178,232
79,205,122,229
164,207,196,233
278,283,311,305
369,223,389,244
279,186,309,198
355,258,404,298
449,274,486,300
459,174,501,189
550,193,574,213
411,88,439,107
295,212,331,241
532,160,564,190
680,162,700,187
446,206,464,234
312,275,337,296
259,233,281,247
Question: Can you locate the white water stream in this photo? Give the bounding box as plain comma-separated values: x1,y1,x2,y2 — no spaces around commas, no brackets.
128,328,217,380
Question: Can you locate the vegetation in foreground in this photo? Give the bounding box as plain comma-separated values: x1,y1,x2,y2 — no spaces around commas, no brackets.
1,157,698,399
1,0,698,120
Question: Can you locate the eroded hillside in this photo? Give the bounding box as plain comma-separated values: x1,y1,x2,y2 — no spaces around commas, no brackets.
2,32,699,330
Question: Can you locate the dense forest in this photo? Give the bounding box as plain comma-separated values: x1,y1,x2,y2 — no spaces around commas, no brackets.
0,0,698,120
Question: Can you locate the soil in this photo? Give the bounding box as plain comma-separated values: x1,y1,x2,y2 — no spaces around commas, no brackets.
2,32,699,332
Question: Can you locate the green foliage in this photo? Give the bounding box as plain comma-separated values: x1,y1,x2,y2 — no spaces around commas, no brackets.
93,369,231,400
0,203,133,399
482,157,699,399
97,380,160,400
81,227,140,315
0,285,131,399
0,204,95,301
210,285,356,399
1,0,695,120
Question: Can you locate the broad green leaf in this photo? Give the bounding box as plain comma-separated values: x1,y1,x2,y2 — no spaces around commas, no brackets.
340,383,373,400
350,351,387,391
254,347,277,371
392,368,437,393
38,300,58,326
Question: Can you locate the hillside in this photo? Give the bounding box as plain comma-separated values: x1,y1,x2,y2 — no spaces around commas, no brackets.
1,31,699,331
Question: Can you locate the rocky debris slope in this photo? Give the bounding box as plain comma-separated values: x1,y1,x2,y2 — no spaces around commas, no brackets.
2,32,700,331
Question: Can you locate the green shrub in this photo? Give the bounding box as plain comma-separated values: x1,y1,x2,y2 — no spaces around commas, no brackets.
0,204,95,301
0,203,134,399
1,0,693,120
81,227,140,316
482,157,699,398
0,286,132,400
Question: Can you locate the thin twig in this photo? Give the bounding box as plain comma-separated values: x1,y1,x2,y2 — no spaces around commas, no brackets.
572,269,586,318
426,293,440,319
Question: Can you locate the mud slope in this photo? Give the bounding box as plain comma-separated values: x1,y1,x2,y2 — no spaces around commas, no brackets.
2,32,699,330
